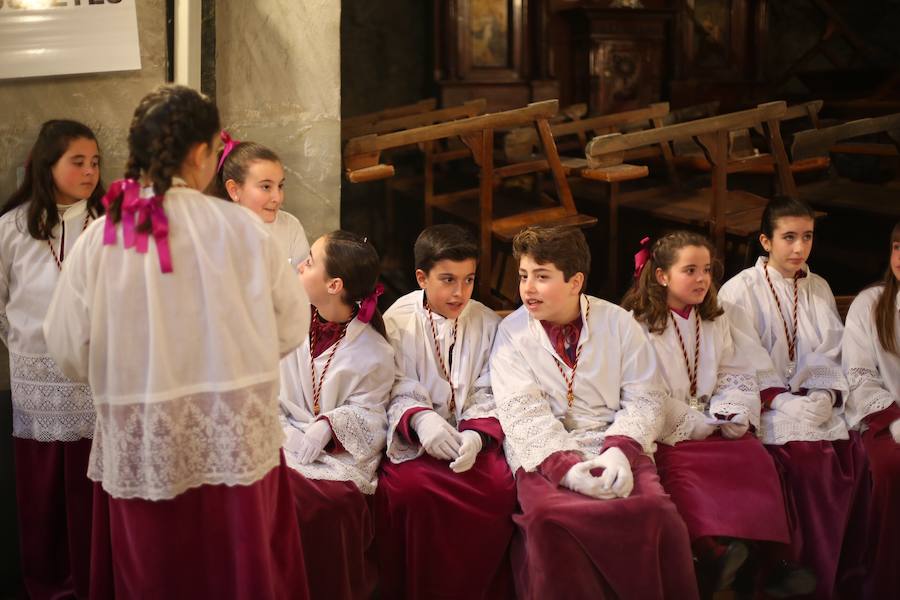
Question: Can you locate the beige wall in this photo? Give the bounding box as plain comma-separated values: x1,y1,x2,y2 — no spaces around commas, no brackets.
0,0,168,203
0,0,167,389
216,0,341,243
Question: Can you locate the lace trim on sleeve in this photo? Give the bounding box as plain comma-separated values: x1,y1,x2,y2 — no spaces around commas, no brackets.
497,390,580,474
325,404,386,463
605,384,666,453
460,385,497,421
845,367,896,429
384,391,431,463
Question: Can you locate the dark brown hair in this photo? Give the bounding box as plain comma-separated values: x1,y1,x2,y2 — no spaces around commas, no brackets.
760,195,816,240
1,119,105,240
873,221,900,355
414,224,479,273
207,141,281,201
621,231,724,334
323,230,387,339
512,225,590,289
107,85,220,226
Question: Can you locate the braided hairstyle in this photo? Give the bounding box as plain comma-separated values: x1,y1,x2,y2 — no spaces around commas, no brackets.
621,230,724,334
107,85,220,225
322,230,387,340
1,119,105,240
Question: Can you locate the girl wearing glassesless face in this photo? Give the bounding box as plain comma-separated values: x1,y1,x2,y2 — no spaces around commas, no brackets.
719,196,867,599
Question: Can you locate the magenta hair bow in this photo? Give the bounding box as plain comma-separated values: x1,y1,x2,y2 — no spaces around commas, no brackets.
357,282,385,324
217,130,239,173
101,179,173,273
633,236,651,279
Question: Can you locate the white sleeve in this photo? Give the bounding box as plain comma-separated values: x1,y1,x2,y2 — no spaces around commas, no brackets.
709,318,761,429
720,294,786,391
604,316,667,452
43,246,91,382
383,315,434,462
490,324,579,473
842,294,897,429
319,347,393,463
0,234,10,346
797,278,848,399
267,234,309,357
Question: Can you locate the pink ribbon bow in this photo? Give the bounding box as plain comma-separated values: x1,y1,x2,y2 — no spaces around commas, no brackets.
633,236,651,279
217,130,239,173
357,282,385,324
100,178,173,273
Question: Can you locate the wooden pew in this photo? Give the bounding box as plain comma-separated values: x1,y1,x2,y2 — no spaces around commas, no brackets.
584,101,799,293
344,100,598,307
790,111,900,219
341,99,437,141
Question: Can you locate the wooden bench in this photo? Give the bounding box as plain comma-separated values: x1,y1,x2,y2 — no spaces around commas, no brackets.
584,101,800,295
791,111,900,218
344,100,598,307
341,98,437,141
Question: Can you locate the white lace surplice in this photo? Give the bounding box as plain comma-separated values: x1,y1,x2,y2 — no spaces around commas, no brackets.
0,200,94,441
44,187,310,500
640,310,761,445
383,291,501,463
842,286,900,430
490,295,667,474
279,318,394,494
719,258,849,445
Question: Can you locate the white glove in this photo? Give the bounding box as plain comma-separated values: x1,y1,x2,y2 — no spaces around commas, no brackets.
772,392,831,426
561,458,617,500
594,447,634,498
889,418,900,444
286,419,332,465
688,410,716,441
720,413,750,440
411,410,462,461
449,430,483,473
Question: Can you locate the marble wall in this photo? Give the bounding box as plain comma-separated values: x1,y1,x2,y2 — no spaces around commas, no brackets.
216,0,341,242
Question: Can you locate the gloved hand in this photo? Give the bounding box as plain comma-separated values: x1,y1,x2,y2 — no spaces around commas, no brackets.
561,458,617,500
594,447,634,498
412,410,462,461
889,418,900,444
772,392,831,426
286,419,333,464
688,409,716,441
449,430,483,473
720,413,750,439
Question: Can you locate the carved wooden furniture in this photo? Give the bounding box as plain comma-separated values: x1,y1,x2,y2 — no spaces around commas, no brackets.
342,99,438,141
344,99,598,306
583,101,799,293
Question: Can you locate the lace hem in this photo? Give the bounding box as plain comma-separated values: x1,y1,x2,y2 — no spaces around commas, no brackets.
758,368,784,390
759,413,849,445
90,380,283,500
660,406,696,446
800,366,849,395
0,313,9,342
711,401,759,429
10,353,95,441
717,371,758,395
385,391,430,463
285,453,380,495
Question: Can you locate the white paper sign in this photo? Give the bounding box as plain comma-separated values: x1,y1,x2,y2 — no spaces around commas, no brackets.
0,0,141,80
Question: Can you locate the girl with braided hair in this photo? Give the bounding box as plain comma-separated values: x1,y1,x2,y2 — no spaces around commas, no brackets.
42,85,312,599
0,119,103,600
621,231,790,595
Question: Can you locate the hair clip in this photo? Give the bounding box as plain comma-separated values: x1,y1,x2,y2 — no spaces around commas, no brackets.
217,130,239,173
633,236,651,279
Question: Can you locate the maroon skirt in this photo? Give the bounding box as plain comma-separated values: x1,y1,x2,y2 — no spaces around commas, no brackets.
13,437,94,600
655,432,791,543
288,471,375,600
373,448,517,600
89,453,308,600
513,454,699,600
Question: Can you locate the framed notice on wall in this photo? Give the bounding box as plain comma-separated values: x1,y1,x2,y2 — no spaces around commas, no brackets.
0,0,141,80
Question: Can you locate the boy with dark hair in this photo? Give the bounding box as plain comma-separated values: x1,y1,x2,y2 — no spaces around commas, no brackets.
373,224,516,599
491,225,698,599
